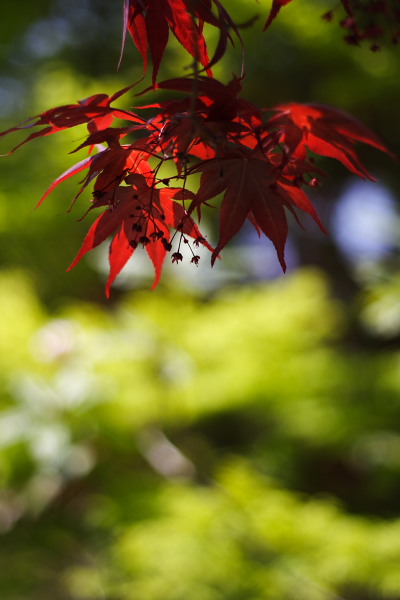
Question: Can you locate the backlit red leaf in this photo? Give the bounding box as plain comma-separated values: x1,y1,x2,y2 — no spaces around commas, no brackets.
68,181,213,295
267,102,393,180
0,86,140,154
121,0,241,83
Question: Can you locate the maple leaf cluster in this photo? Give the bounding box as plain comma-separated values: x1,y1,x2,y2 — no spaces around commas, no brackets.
265,0,400,49
324,0,400,49
0,0,393,295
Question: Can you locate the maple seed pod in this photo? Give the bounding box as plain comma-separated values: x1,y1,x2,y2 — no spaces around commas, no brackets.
171,252,183,263
162,238,172,251
139,236,150,246
150,231,164,241
133,223,143,232
322,10,334,22
191,255,200,265
129,240,138,249
193,237,206,247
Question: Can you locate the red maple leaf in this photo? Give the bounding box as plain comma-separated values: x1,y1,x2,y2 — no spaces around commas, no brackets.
263,0,295,30
121,0,240,83
191,147,327,269
0,85,141,154
36,145,153,209
266,102,393,180
137,75,263,172
154,75,262,125
68,176,213,295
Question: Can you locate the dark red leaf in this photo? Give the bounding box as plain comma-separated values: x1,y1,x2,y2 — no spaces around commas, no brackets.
0,86,140,154
263,0,295,30
192,146,327,269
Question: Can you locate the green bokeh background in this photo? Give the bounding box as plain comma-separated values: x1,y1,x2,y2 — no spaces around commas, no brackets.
1,1,400,599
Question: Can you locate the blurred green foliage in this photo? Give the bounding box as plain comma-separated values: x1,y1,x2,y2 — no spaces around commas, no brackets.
1,1,400,599
1,269,400,599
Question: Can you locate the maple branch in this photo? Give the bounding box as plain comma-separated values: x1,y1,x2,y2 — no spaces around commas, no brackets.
0,0,394,295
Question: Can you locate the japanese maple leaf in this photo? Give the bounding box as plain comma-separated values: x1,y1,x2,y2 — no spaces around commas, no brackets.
267,103,393,180
36,146,153,209
192,147,326,269
156,76,261,145
68,177,213,295
122,0,211,83
323,0,399,47
154,75,262,125
0,85,140,154
135,75,262,173
121,0,242,83
263,0,294,30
